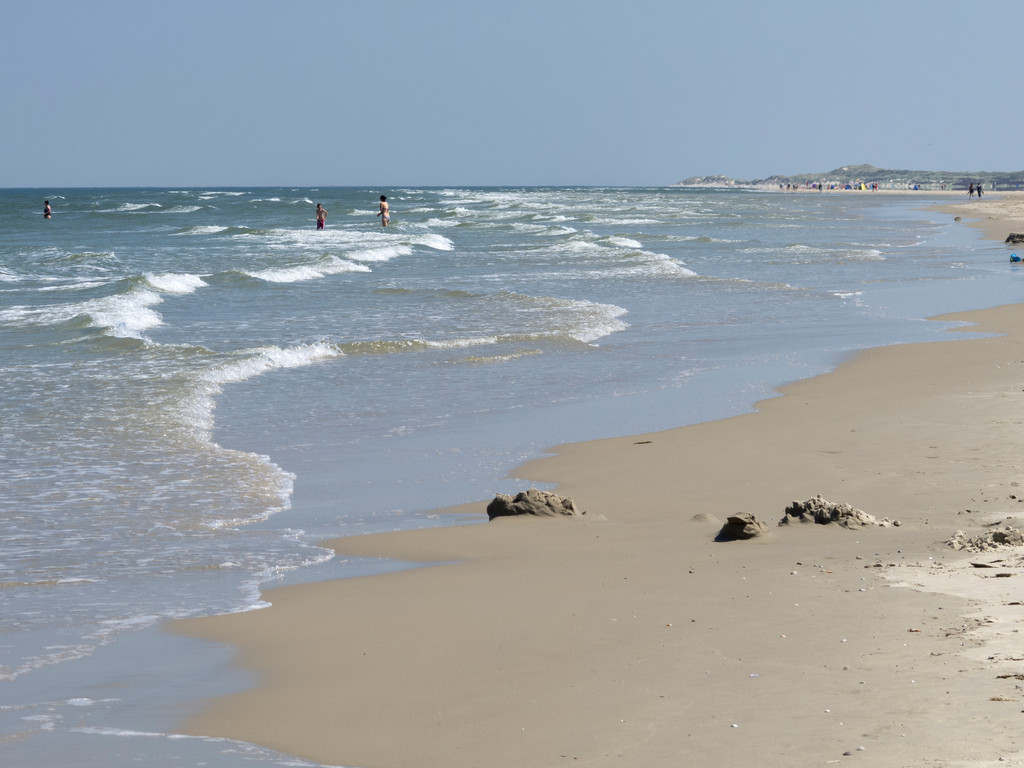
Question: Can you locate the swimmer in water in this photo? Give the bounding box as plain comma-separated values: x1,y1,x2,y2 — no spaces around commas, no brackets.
377,195,390,227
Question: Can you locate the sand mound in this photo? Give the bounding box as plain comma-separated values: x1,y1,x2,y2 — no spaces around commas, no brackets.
717,512,770,541
486,489,582,520
690,512,721,525
778,495,900,529
946,526,1024,552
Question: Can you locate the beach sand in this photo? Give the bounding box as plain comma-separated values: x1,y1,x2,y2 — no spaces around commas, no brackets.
934,189,1024,243
173,195,1024,767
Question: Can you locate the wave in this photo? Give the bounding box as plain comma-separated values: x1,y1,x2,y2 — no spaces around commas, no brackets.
143,272,208,294
182,341,343,444
463,349,543,364
623,252,698,278
373,287,477,298
38,280,109,292
97,203,164,213
425,217,460,228
64,251,118,263
173,225,229,236
739,244,887,262
414,233,455,251
197,191,249,200
242,257,371,283
472,291,630,345
347,245,414,263
79,288,165,338
0,285,165,340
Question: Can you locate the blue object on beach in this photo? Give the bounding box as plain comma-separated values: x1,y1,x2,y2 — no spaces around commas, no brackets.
1011,254,1021,262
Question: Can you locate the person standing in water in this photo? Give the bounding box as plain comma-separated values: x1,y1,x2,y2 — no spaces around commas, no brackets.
43,200,51,219
315,203,327,230
377,195,390,227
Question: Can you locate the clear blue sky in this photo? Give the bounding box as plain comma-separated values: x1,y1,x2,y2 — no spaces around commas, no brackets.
4,0,1022,187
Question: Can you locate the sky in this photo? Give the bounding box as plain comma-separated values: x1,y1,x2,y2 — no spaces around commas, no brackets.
4,0,1023,187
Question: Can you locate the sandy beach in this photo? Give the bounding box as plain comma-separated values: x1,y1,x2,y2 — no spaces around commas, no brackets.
933,189,1024,243
174,194,1024,768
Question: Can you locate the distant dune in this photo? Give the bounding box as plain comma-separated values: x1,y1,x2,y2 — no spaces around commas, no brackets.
676,163,1024,190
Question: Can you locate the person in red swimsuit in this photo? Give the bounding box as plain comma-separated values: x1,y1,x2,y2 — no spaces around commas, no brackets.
315,203,327,230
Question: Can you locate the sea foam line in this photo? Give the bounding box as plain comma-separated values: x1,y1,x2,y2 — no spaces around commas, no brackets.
182,341,343,442
144,272,208,294
243,258,371,283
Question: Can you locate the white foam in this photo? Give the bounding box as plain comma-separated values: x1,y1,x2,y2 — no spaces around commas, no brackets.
245,265,326,283
101,203,163,213
175,225,229,236
231,342,339,379
347,245,414,263
184,342,344,437
423,336,499,349
597,217,660,226
197,191,248,200
627,251,698,278
608,236,643,249
561,298,629,343
243,258,370,283
38,280,108,292
85,289,165,338
0,287,167,339
144,272,208,294
414,233,455,251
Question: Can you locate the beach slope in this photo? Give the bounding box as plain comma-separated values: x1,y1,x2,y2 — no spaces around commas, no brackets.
174,204,1024,767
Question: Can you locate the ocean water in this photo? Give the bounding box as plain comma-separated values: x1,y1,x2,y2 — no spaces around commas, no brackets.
0,186,1019,767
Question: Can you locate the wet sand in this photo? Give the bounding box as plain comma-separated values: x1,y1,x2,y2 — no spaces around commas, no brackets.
174,194,1024,768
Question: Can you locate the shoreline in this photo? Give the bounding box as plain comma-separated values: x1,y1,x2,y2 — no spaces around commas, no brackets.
173,195,1024,767
932,188,1024,243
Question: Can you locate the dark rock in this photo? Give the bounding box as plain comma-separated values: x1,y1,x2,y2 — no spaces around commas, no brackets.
1005,233,1024,244
486,489,582,521
716,512,769,541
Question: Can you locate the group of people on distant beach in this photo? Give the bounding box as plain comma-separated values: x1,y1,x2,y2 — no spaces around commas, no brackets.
314,195,390,230
968,183,984,198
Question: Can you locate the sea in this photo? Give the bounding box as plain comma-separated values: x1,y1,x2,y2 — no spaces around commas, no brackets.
1,186,1020,767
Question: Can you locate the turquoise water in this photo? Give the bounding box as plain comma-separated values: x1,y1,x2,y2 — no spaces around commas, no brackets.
0,187,1018,766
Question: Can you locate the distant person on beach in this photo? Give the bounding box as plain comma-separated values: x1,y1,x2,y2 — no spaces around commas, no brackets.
315,203,327,230
43,200,51,219
977,182,983,198
968,183,975,198
377,195,390,227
